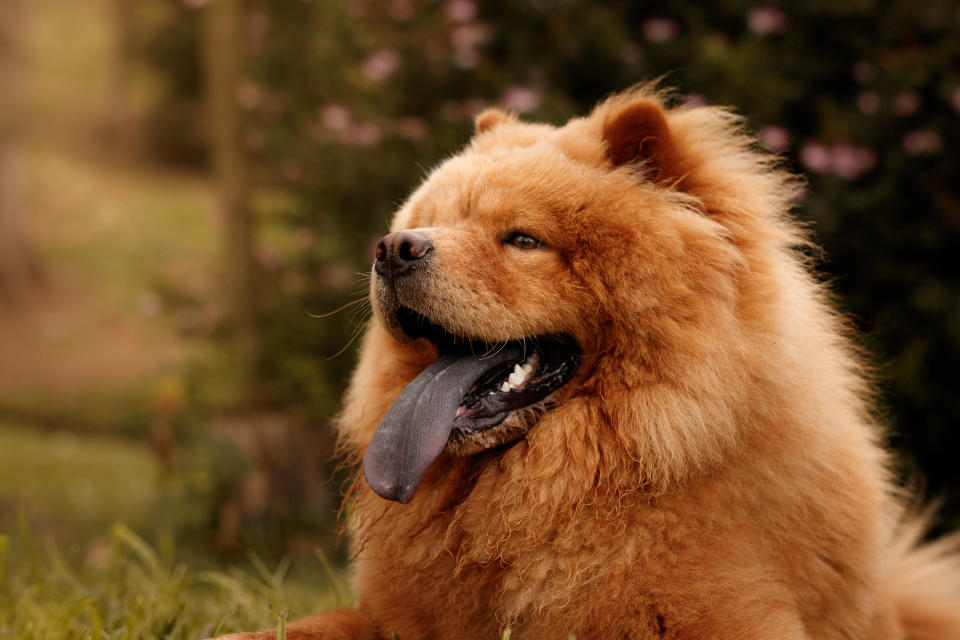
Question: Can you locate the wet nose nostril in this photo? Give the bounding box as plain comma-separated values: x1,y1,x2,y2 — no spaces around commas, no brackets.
397,240,415,262
375,240,387,262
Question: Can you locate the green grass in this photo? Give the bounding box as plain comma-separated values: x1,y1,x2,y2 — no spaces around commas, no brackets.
0,423,162,538
0,523,347,640
0,424,349,639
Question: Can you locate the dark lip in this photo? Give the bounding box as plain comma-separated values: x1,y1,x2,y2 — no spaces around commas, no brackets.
393,306,581,435
395,305,471,352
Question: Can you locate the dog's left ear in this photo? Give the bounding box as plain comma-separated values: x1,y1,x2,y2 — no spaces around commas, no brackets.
602,100,685,184
474,108,512,134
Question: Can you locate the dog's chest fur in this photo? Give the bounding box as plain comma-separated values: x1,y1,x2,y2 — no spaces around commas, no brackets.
350,457,883,639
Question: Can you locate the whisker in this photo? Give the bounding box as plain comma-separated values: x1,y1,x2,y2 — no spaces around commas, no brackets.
327,318,370,360
306,297,368,319
480,339,509,360
347,303,372,327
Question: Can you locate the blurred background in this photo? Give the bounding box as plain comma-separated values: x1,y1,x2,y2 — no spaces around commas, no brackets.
0,0,958,636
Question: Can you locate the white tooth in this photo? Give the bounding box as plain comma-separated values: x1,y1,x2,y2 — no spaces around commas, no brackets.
513,363,524,375
508,371,526,386
521,363,534,373
500,381,511,392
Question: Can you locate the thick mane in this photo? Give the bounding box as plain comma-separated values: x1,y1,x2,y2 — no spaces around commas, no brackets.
343,88,881,573
315,87,960,640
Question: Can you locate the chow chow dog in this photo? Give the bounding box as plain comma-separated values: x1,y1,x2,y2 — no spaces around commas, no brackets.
221,86,960,639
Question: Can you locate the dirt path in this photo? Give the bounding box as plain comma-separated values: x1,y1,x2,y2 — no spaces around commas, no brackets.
0,275,182,392
0,148,218,393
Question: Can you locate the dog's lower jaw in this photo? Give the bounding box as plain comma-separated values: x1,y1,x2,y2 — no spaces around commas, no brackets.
446,395,556,455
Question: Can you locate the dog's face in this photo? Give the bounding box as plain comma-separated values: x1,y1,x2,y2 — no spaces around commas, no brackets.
363,98,749,503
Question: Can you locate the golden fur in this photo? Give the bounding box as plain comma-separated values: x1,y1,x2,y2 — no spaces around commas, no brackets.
220,86,960,639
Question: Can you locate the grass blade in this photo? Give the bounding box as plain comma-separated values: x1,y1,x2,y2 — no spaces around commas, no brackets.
277,611,287,640
314,547,345,608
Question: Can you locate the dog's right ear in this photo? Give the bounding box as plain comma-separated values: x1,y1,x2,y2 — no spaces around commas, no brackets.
474,108,512,134
602,100,686,184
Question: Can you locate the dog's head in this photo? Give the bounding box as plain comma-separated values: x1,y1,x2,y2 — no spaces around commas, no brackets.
362,89,800,503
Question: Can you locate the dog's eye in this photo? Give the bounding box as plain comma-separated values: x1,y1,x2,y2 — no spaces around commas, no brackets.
505,232,543,250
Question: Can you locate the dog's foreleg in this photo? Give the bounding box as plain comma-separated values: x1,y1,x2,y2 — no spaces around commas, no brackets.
210,607,374,640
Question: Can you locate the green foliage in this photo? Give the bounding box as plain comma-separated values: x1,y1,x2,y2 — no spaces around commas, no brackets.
136,1,960,522
133,1,207,166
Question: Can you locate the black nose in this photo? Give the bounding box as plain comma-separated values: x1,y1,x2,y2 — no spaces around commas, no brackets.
374,231,433,280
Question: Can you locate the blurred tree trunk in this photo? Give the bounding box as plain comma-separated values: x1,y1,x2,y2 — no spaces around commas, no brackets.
0,0,42,305
202,0,261,378
98,0,133,149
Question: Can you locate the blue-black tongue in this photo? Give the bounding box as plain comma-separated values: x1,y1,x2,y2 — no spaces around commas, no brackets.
363,344,523,503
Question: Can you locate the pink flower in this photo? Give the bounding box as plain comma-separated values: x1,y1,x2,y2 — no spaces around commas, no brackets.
320,104,351,131
857,92,880,115
642,17,680,43
363,48,402,83
893,91,921,117
831,144,876,180
445,0,477,23
450,22,490,48
902,130,942,155
501,86,540,113
800,142,832,174
344,122,385,147
747,7,788,35
450,22,490,69
801,142,876,179
759,125,791,152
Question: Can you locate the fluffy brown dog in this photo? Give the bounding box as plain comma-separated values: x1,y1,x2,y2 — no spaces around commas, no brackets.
222,87,960,639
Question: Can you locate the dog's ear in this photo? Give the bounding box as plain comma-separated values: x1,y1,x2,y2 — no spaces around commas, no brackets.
474,108,512,134
602,100,684,183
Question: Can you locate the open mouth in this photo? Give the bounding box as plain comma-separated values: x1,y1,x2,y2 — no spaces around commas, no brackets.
363,306,580,503
396,307,580,436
